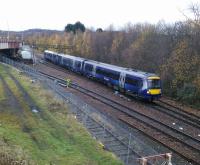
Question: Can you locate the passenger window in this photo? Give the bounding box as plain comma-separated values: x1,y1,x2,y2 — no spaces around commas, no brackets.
125,76,139,86
76,62,81,68
85,64,93,71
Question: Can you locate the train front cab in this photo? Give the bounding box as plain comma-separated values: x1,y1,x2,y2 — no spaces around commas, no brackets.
143,76,161,101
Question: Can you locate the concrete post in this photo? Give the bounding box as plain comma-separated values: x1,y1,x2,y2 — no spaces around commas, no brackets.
126,133,131,164
166,153,172,165
141,158,147,165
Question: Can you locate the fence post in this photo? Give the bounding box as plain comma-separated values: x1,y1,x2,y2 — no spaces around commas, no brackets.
166,153,172,165
126,133,132,164
103,123,106,142
141,158,147,165
54,79,57,92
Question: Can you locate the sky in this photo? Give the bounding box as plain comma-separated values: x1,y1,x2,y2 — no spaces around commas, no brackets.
0,0,199,31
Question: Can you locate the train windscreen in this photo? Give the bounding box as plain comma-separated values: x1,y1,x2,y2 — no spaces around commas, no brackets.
148,79,161,89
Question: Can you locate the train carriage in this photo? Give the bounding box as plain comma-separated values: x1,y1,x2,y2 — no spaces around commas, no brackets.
44,50,161,101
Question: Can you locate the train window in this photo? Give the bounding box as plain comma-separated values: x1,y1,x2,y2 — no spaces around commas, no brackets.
96,68,119,80
75,61,81,68
138,80,143,87
125,76,139,86
85,64,93,71
148,79,161,89
103,70,110,77
96,68,102,74
63,58,73,66
109,72,120,80
78,63,81,68
67,59,73,66
97,68,105,75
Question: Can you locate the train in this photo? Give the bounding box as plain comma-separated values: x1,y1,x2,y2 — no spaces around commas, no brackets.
44,50,161,101
18,45,33,64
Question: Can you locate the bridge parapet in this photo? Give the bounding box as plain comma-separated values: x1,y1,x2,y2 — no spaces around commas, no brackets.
0,40,22,50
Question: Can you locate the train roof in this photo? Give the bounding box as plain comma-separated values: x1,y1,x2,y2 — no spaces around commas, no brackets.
45,50,85,61
85,60,156,79
44,50,159,79
61,53,85,61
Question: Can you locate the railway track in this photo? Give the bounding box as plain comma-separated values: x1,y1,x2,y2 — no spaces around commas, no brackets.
151,101,200,129
3,55,200,164
39,60,200,132
36,62,200,165
156,100,200,123
41,60,200,127
2,56,152,165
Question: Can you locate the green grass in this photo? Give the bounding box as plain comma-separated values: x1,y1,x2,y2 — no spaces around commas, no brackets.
0,64,122,165
0,65,6,102
0,80,6,101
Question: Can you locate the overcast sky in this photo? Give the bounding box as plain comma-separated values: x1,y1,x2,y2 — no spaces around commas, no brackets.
0,0,199,31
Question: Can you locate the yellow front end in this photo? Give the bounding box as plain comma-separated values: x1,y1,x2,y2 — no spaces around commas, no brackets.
146,76,162,100
147,89,161,95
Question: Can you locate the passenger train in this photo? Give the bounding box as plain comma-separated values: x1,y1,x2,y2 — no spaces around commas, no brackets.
44,50,161,101
18,45,33,64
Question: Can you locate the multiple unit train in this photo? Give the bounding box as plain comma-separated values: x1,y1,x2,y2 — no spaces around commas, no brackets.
44,50,161,101
18,45,33,64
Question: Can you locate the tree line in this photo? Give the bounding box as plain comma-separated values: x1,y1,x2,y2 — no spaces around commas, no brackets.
26,6,200,107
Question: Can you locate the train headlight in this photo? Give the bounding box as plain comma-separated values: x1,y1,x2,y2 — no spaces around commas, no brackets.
147,90,150,94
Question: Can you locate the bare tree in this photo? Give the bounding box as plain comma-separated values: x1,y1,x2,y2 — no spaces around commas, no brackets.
189,3,200,24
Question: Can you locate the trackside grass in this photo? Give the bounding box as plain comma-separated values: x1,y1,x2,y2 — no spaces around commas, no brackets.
0,64,122,165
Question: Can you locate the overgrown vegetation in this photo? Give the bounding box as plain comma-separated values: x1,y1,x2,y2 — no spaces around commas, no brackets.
25,4,200,108
0,64,122,165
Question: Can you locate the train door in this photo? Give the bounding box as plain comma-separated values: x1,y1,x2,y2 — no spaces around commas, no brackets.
119,72,126,89
92,65,96,78
81,61,86,73
60,56,63,66
72,59,76,70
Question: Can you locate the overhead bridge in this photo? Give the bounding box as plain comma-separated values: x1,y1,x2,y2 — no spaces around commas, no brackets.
0,40,22,57
0,40,21,49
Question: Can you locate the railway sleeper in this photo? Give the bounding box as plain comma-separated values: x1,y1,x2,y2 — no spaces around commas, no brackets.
76,115,89,122
89,126,104,130
125,156,140,165
90,129,106,135
87,125,102,130
95,133,114,140
100,134,114,139
108,145,128,152
84,120,98,126
113,149,129,157
115,150,131,157
101,133,117,138
91,131,108,137
103,137,120,143
105,140,124,147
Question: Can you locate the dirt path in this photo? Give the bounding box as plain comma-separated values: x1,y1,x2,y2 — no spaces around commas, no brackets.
4,67,65,132
6,70,40,113
0,74,23,116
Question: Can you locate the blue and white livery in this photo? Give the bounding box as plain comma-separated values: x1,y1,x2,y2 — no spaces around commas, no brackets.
44,50,161,101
